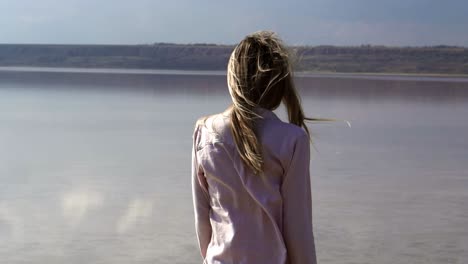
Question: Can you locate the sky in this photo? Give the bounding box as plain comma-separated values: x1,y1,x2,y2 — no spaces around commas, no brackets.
1,0,467,46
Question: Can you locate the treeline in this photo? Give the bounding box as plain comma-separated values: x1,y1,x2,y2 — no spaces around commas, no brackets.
293,45,468,74
0,43,467,74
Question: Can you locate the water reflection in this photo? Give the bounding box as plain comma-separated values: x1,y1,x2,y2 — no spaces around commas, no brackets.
116,198,153,234
0,202,24,242
62,190,104,227
0,69,467,263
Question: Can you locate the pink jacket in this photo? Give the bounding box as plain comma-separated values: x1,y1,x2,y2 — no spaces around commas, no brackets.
191,107,317,264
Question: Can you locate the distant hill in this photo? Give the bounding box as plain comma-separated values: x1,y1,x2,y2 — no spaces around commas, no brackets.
0,43,467,75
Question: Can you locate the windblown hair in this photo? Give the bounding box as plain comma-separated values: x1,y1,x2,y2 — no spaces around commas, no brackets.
227,31,312,175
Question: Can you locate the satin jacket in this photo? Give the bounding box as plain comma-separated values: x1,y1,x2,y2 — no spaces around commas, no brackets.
191,107,317,264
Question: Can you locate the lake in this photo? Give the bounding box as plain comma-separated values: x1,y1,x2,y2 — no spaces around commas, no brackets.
1,68,467,264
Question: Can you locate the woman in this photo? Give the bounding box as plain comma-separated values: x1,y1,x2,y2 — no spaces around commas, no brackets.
191,31,317,264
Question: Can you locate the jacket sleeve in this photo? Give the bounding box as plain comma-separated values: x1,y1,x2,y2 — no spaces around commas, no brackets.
191,125,212,259
281,133,317,264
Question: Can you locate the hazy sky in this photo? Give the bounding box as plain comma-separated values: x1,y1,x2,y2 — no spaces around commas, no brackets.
1,0,467,46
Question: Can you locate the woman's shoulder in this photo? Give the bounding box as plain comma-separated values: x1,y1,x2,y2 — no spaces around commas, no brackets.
194,110,230,131
259,114,308,141
193,110,233,147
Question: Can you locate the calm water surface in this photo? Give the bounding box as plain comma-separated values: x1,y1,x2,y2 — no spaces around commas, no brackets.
0,69,467,263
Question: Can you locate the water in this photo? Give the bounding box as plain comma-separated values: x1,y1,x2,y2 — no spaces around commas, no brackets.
0,68,467,263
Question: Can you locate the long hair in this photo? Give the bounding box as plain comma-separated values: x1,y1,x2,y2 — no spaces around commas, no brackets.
227,31,314,175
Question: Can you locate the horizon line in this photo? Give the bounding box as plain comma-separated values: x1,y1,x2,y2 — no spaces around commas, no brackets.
0,42,466,49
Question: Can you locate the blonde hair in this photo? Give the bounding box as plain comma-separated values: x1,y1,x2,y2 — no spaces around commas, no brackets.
227,30,315,175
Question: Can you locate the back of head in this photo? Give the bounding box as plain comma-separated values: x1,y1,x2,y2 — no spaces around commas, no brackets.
227,30,309,175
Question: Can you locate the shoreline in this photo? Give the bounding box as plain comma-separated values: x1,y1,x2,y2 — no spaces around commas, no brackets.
1,66,468,82
295,70,468,78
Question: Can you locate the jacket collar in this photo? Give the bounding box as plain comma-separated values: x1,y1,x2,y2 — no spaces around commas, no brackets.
254,107,280,120
223,106,280,121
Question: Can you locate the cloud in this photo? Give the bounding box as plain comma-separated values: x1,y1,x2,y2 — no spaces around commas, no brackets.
325,20,468,46
0,0,467,46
